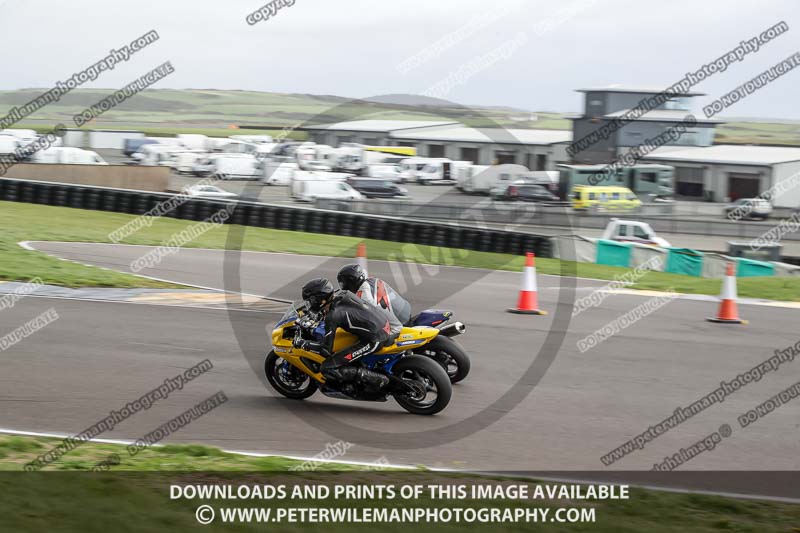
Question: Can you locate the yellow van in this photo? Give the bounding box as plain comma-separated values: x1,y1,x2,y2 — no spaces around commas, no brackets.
571,186,641,212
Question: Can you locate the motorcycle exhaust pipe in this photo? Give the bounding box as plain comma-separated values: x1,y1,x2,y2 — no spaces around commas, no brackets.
439,322,466,337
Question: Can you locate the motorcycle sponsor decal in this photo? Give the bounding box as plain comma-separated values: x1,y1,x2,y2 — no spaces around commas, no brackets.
274,346,291,353
397,339,426,346
400,334,414,339
344,353,353,361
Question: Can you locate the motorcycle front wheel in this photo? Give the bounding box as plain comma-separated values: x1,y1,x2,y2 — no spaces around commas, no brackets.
392,355,452,415
264,351,318,399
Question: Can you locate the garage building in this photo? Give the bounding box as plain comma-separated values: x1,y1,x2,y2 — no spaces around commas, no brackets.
641,144,800,207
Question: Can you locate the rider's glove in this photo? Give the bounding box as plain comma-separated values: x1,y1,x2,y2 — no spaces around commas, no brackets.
293,337,309,350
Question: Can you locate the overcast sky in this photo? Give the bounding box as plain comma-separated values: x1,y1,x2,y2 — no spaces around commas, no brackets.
0,0,798,119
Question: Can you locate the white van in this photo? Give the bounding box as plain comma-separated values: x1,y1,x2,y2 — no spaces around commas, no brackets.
417,160,472,185
230,134,273,144
1,129,38,147
398,157,451,181
217,140,257,154
254,143,280,159
176,134,209,151
209,154,261,178
171,150,208,174
365,164,414,183
134,144,178,167
291,174,363,202
30,147,108,165
262,160,299,185
0,135,20,155
457,164,530,193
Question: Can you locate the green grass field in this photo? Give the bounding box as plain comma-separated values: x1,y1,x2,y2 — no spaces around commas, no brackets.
1,201,799,300
1,434,798,532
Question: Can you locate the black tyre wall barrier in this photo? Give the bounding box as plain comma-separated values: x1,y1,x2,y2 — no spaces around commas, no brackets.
20,182,35,203
0,178,552,257
33,184,50,205
248,205,264,227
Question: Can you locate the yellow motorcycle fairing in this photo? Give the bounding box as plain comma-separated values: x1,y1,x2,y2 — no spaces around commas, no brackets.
270,320,439,383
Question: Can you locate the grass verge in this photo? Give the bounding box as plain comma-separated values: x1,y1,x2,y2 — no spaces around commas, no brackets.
1,200,799,300
0,434,798,532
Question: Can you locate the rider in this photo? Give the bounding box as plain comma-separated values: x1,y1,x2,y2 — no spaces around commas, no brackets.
336,264,412,325
294,278,394,392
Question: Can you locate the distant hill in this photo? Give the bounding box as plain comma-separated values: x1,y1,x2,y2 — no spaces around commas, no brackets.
0,88,796,145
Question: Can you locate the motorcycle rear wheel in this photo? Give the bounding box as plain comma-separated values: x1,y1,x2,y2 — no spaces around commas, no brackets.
392,355,451,415
265,351,318,399
416,336,471,384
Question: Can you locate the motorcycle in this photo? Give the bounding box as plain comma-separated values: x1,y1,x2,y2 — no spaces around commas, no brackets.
406,310,470,384
265,303,452,415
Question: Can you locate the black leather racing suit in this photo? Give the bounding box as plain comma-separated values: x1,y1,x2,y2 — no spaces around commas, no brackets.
307,292,395,386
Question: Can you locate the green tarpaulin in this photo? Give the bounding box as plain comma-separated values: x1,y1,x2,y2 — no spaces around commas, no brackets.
666,248,704,277
596,240,632,267
737,257,775,277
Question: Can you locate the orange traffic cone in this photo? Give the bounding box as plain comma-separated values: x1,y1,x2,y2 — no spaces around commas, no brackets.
507,252,547,315
707,262,746,324
356,242,368,275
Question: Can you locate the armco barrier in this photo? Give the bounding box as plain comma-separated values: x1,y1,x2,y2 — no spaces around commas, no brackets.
0,178,552,257
316,198,800,242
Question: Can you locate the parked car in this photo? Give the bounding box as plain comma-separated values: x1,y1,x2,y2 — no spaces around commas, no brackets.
724,198,772,220
183,184,237,199
346,177,408,198
601,219,671,248
490,182,558,202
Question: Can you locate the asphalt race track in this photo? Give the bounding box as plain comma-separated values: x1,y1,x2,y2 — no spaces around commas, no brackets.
2,241,799,498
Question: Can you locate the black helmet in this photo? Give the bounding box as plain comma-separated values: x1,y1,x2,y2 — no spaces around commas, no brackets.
337,264,367,293
301,278,334,312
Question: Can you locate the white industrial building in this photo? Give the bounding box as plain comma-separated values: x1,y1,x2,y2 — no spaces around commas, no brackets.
305,119,572,170
307,120,459,147
642,145,800,207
